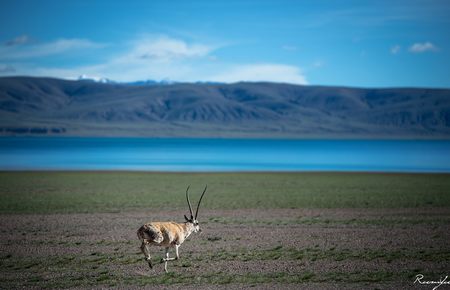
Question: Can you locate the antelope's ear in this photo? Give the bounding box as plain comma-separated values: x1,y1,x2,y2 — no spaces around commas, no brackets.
184,215,190,221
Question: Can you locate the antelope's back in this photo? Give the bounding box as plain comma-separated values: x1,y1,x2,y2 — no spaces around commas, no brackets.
138,221,185,246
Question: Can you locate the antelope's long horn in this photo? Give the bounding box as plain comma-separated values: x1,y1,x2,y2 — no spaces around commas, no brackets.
194,185,207,220
186,185,194,218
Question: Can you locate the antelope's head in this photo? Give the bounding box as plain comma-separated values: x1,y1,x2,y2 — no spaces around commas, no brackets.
184,185,207,233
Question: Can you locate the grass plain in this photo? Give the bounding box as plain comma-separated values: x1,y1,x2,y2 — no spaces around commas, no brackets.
0,171,449,289
1,171,450,213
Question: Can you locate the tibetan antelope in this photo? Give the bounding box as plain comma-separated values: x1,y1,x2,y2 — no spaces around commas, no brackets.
137,185,207,273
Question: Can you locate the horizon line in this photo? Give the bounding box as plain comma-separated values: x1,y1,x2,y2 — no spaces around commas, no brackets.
1,75,450,90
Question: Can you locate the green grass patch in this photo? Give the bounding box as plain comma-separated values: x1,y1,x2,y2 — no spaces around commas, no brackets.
198,246,450,263
1,246,447,288
0,172,449,213
206,216,450,227
0,268,439,288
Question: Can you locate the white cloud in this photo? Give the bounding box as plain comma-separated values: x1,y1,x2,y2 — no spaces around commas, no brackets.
18,38,212,82
391,45,401,54
0,35,308,85
130,36,213,62
0,38,105,59
409,42,438,53
70,36,218,81
207,64,307,85
22,62,307,85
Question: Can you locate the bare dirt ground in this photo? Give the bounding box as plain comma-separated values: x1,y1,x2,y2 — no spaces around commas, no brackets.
1,208,449,289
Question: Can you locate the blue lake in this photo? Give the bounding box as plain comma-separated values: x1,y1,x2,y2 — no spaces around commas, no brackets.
0,137,449,172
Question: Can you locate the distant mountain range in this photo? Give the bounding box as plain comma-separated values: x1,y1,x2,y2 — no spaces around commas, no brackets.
0,76,449,138
77,75,182,86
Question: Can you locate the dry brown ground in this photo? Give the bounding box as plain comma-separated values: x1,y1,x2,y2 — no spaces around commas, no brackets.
1,208,449,289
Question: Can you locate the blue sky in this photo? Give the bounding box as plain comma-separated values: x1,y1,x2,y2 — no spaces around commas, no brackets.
0,0,449,87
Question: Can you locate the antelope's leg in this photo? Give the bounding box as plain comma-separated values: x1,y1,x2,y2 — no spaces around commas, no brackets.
175,244,180,260
161,246,178,272
140,241,153,268
162,247,177,262
164,247,170,273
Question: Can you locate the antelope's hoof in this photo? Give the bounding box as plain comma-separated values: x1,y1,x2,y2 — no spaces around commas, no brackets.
147,261,153,269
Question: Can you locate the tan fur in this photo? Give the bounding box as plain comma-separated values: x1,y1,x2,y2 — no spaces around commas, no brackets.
137,220,197,272
137,221,194,247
